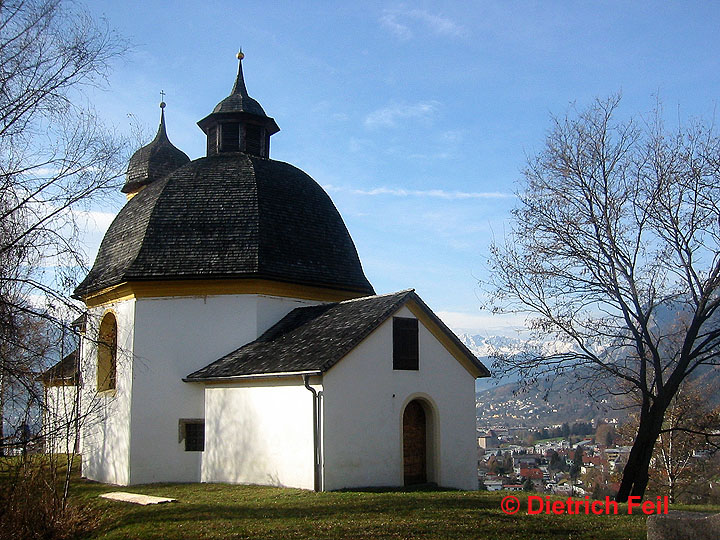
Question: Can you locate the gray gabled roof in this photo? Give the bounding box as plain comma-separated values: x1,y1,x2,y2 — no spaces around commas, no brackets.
41,350,78,386
185,290,489,381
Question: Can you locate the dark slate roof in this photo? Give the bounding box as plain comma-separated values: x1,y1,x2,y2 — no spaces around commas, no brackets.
41,350,78,386
211,58,267,117
185,290,489,380
123,109,190,194
197,56,279,136
75,153,375,297
71,313,86,332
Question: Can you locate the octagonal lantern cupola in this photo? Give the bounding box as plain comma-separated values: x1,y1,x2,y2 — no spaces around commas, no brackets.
197,51,280,158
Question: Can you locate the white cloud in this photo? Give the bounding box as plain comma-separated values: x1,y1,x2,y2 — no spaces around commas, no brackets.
380,8,468,40
323,184,512,200
74,208,118,263
77,209,117,230
348,137,374,153
440,130,465,143
380,11,413,40
436,310,529,336
364,101,438,129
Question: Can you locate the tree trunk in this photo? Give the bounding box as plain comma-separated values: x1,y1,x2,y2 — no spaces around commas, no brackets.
668,475,675,504
0,374,4,458
617,402,666,502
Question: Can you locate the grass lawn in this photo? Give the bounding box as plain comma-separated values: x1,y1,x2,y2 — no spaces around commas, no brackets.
5,460,717,539
533,437,566,444
70,480,660,540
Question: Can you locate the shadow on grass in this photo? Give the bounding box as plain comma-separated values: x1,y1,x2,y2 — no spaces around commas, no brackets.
67,480,654,540
334,482,458,493
87,485,504,535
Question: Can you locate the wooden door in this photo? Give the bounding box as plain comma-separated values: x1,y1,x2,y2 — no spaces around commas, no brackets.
403,400,426,485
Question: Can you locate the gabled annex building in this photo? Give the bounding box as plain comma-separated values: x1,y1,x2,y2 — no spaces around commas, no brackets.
46,53,489,491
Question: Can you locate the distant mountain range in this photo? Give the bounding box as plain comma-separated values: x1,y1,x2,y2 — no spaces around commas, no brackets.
459,333,576,392
459,333,720,428
458,333,617,427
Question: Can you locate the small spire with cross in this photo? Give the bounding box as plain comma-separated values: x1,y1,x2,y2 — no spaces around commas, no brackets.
160,90,166,109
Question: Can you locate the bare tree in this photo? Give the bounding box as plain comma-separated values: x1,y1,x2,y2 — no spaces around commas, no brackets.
487,95,720,501
0,0,126,441
619,384,720,503
654,388,719,503
0,0,127,535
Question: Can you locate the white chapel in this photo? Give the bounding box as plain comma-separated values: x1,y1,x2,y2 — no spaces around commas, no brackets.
43,53,489,491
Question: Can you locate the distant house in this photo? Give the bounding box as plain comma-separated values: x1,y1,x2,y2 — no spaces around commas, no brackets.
583,455,604,466
552,483,573,495
513,455,541,471
519,467,544,480
41,349,80,454
484,479,504,491
576,439,593,447
477,430,500,449
604,447,631,471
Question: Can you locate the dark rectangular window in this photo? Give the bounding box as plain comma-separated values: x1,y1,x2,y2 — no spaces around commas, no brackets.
207,126,217,155
393,317,419,370
221,122,240,152
180,420,205,451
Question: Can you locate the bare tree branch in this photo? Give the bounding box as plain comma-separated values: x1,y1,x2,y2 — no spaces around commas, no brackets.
486,95,720,501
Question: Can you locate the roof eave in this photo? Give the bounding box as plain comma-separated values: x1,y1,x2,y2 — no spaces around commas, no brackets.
405,293,491,378
196,111,280,135
183,369,322,383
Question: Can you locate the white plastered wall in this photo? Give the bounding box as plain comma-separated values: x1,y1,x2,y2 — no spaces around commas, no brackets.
321,305,478,491
201,377,317,489
79,299,135,485
128,293,319,484
44,385,80,454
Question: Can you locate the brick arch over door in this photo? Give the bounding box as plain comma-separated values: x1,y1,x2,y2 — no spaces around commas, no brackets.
403,399,427,485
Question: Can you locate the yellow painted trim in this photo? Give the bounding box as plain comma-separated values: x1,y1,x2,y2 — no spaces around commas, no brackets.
97,312,118,393
406,301,486,379
100,306,118,319
85,284,135,307
83,279,367,308
125,185,146,200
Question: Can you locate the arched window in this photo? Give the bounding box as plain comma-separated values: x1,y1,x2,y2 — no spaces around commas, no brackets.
97,313,117,392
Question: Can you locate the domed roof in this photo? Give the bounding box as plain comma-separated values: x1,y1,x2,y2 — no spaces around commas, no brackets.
75,153,375,297
123,106,190,194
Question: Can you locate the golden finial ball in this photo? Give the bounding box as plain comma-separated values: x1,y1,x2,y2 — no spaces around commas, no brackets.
159,101,166,109
237,51,244,60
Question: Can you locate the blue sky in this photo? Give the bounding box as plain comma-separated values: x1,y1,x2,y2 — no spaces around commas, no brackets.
81,1,720,336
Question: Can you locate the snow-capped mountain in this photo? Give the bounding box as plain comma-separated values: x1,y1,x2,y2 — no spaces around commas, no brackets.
457,330,719,428
458,332,578,360
457,333,580,391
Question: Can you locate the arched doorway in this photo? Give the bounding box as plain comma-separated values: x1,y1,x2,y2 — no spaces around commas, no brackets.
403,399,427,485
